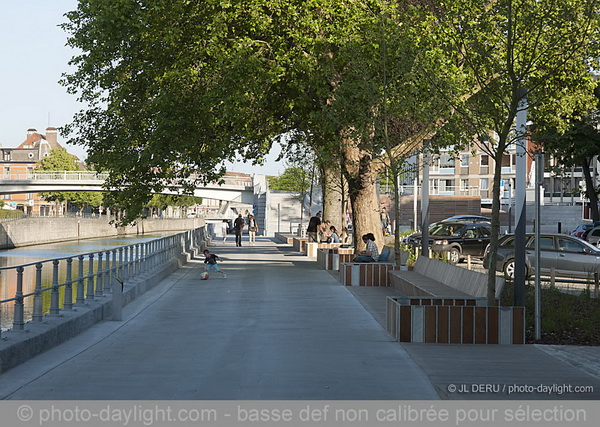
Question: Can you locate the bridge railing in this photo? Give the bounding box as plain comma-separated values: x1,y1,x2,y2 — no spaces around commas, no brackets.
0,226,208,337
1,171,253,188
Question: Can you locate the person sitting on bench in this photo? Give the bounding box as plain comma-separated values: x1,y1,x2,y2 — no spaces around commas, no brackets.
354,233,379,262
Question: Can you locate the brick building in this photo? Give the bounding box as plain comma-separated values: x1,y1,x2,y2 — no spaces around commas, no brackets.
0,127,83,216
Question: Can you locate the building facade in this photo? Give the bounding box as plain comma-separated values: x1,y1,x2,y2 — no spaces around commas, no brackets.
0,127,83,216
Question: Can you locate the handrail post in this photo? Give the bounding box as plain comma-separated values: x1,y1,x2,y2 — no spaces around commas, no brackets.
118,247,124,282
112,249,118,288
76,255,85,304
86,253,95,300
32,263,43,322
95,252,104,297
135,244,141,275
64,258,74,310
49,259,60,315
13,266,25,330
104,251,112,293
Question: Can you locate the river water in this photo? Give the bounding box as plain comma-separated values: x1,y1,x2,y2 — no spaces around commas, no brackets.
0,234,171,330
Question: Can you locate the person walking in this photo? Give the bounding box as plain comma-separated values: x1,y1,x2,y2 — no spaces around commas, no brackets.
203,249,227,278
380,207,391,234
221,219,229,243
307,211,322,243
248,214,258,245
233,214,245,247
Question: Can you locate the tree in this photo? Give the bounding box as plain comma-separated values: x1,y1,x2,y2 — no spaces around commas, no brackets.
62,0,291,225
36,148,104,214
532,87,600,221
267,167,312,193
416,0,600,305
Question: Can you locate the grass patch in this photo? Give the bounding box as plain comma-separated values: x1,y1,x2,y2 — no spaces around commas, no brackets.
501,281,600,345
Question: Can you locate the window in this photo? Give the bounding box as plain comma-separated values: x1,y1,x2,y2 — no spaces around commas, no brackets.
557,237,585,253
527,237,555,250
460,154,469,167
3,167,9,179
479,227,491,237
481,155,489,166
3,152,10,161
460,179,469,190
439,153,455,169
480,178,489,190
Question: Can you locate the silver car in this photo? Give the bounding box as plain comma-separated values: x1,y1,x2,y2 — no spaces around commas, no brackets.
486,233,600,279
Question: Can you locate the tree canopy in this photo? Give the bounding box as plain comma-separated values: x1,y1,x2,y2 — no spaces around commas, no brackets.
36,148,103,209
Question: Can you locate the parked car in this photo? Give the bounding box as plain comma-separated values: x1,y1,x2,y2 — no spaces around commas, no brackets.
570,223,594,238
586,226,600,245
406,221,492,264
441,215,491,223
484,233,600,279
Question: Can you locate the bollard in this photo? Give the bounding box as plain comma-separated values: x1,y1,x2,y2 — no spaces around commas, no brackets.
13,266,25,330
32,263,43,322
558,222,562,234
467,255,472,270
64,258,74,310
595,272,599,299
49,259,60,315
550,267,556,288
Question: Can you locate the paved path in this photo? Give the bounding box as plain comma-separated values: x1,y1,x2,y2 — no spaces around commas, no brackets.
0,239,437,400
1,237,599,401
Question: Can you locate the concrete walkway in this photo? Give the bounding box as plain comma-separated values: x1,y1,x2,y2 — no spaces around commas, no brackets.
0,238,437,400
1,237,599,400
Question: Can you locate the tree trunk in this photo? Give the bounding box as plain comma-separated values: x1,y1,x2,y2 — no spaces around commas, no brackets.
487,149,505,306
582,157,599,222
321,165,345,231
342,139,383,251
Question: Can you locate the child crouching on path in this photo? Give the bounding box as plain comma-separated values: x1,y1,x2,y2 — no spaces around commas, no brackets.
203,249,227,278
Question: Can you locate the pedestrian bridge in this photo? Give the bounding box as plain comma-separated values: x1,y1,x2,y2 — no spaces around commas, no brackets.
0,171,258,203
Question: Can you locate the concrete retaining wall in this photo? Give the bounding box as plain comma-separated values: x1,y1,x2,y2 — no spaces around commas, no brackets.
0,217,205,249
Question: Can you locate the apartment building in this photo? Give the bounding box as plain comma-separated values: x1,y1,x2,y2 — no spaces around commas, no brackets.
0,127,83,216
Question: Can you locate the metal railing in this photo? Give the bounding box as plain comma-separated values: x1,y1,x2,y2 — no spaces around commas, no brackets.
0,226,208,336
1,171,253,188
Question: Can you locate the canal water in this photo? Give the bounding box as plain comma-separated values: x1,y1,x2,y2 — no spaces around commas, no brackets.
0,234,171,330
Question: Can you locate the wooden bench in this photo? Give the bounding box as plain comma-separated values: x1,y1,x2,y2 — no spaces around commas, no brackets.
305,242,344,257
317,247,356,270
341,263,398,287
292,237,309,253
389,256,505,299
386,296,525,344
274,232,296,245
338,246,411,286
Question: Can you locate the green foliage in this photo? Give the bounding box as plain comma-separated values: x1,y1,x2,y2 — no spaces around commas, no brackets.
148,194,202,210
36,148,80,171
267,167,311,193
0,209,25,220
36,148,104,208
501,282,600,345
416,0,600,304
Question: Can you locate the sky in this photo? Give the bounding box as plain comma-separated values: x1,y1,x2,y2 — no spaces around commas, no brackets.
0,0,283,176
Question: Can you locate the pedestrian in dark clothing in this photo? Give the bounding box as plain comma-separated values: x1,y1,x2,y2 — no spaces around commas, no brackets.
234,214,245,246
307,211,322,243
